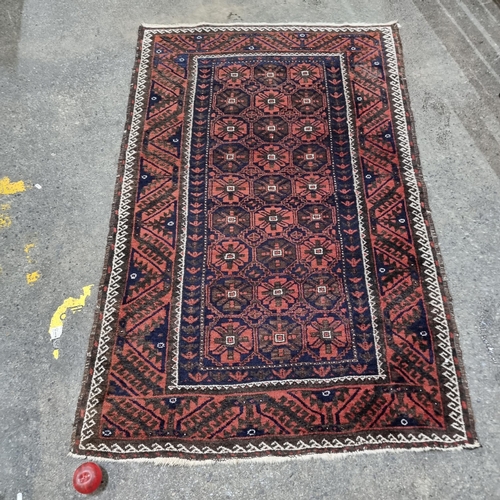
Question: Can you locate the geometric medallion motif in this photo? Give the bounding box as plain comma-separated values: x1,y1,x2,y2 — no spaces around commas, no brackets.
72,24,478,463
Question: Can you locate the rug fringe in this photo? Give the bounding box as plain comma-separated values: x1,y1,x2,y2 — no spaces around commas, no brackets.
140,22,399,29
68,441,480,467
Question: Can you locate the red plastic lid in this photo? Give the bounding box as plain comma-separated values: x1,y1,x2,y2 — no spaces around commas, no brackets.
73,462,103,494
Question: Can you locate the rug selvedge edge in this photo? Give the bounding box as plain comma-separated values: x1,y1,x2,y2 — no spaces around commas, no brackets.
389,23,478,446
71,25,153,455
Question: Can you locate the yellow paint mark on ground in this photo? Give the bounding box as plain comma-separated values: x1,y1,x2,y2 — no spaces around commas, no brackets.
0,203,11,229
0,214,11,229
26,271,41,285
0,177,26,195
24,242,36,263
49,285,93,359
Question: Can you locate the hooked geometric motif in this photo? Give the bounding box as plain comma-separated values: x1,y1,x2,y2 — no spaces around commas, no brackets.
72,24,478,463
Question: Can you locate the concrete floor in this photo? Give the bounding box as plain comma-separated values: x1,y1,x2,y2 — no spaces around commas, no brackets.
1,0,500,498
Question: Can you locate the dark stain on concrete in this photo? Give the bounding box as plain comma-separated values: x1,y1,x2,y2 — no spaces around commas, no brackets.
0,0,24,71
412,0,500,178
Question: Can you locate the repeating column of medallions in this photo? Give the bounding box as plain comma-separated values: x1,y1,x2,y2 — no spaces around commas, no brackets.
202,56,356,378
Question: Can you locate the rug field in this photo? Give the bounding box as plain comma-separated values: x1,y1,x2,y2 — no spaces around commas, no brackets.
72,23,478,463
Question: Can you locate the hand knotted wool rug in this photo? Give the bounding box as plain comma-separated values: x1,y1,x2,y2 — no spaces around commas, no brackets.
72,23,478,463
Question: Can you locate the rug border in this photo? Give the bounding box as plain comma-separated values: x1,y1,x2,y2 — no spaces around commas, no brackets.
391,23,478,444
71,23,479,464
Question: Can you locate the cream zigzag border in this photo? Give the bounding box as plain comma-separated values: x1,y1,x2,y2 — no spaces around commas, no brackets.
78,24,471,456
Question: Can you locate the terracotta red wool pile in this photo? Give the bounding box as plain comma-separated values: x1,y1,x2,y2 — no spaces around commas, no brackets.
72,23,478,463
